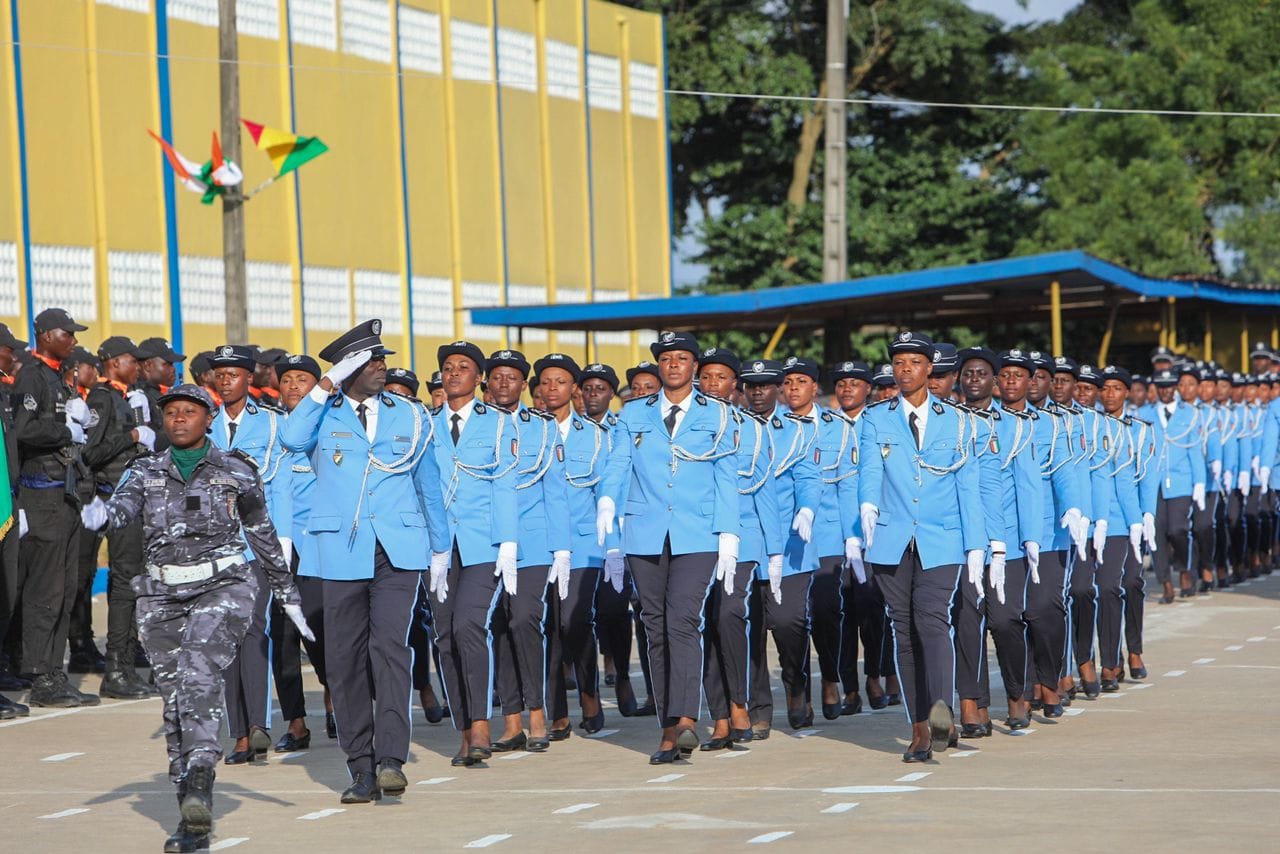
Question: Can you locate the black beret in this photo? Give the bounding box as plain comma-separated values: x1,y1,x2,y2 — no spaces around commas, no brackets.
437,340,486,373
649,330,700,358
275,353,322,381
698,347,740,376
533,353,582,382
486,348,531,379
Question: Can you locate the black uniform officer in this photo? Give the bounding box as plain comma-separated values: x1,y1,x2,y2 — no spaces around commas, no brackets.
0,322,27,716
14,308,99,708
137,337,187,452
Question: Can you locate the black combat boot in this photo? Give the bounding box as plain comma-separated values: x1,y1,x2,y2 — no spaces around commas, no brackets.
165,786,209,853
27,673,79,708
180,765,215,836
101,654,151,700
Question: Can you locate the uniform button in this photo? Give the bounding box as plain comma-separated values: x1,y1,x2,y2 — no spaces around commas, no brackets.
667,506,673,512
667,483,673,488
912,498,918,503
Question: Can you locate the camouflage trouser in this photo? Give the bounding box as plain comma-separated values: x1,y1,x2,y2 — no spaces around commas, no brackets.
133,562,257,785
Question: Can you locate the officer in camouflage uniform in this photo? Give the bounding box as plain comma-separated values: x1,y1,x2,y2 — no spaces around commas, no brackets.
81,384,311,853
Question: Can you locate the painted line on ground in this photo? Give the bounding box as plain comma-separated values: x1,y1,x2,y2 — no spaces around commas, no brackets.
1248,636,1267,642
464,834,512,848
1164,670,1186,677
821,802,859,814
948,749,980,757
585,729,619,739
791,729,819,739
417,777,456,785
1063,708,1085,717
1225,645,1244,651
498,751,532,761
1009,728,1038,735
553,803,599,815
896,772,930,782
647,774,685,784
297,808,345,821
1127,683,1153,690
39,808,90,820
823,785,921,795
1193,658,1215,665
278,751,308,760
41,752,84,762
747,832,794,844
0,697,155,729
209,839,250,851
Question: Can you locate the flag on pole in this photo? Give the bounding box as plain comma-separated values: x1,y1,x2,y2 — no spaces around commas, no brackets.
148,130,243,204
242,119,329,178
0,421,13,540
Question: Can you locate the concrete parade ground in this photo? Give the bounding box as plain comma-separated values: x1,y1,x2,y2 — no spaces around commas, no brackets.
3,572,1279,853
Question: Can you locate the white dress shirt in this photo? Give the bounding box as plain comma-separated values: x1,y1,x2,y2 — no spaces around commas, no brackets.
901,396,930,448
223,405,246,446
445,397,477,443
659,389,690,436
346,394,381,442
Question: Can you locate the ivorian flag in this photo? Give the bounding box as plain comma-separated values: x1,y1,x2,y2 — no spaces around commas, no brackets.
0,421,12,540
242,119,328,178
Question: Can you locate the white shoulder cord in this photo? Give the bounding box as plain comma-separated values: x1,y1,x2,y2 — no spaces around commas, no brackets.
917,407,969,476
564,417,605,489
443,410,520,508
670,399,736,472
820,414,859,484
515,415,555,491
349,399,432,546
1134,421,1156,483
738,416,770,495
1163,404,1201,448
998,411,1033,471
1041,410,1073,476
1089,415,1124,472
774,415,817,476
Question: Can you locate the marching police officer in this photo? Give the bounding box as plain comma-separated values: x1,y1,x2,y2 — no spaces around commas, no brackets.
81,383,312,853
428,340,520,767
14,308,99,708
1147,366,1208,604
137,337,187,451
599,331,739,763
859,332,987,760
282,321,451,801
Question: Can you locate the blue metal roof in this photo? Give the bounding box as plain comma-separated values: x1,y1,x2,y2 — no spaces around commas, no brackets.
469,250,1280,332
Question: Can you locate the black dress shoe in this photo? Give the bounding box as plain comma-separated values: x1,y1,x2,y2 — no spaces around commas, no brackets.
491,732,528,752
959,722,987,739
699,734,733,751
1129,665,1148,680
325,712,338,739
223,749,254,765
634,700,657,717
902,748,932,763
1179,587,1194,599
1216,577,1230,589
840,695,863,716
867,694,888,710
0,671,30,691
424,705,445,724
1159,592,1175,604
340,772,382,803
675,726,699,758
451,753,476,767
1041,703,1064,718
1100,678,1120,693
0,692,29,717
526,735,550,752
579,710,605,734
751,724,771,741
886,693,901,706
467,744,492,762
927,700,954,753
0,703,13,720
731,727,754,744
377,762,408,795
274,730,311,752
547,724,572,742
649,748,679,765
786,707,814,730
1005,714,1031,730
249,727,271,760
1082,680,1101,699
1199,579,1213,593
604,673,616,687
163,822,209,853
1029,699,1043,711
821,702,841,721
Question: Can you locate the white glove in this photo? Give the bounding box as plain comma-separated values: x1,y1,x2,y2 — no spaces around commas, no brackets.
550,549,572,601
1223,470,1234,493
1142,512,1156,550
595,496,616,546
1261,468,1271,495
989,551,1006,605
279,536,293,566
965,550,984,597
1239,470,1251,493
282,603,315,642
1061,507,1088,559
18,509,28,539
133,424,156,451
495,542,518,595
80,497,108,530
429,550,451,601
791,507,814,544
1128,522,1142,562
1192,482,1206,511
323,348,373,386
67,419,86,445
126,389,151,423
1093,519,1108,555
1210,460,1221,481
715,533,739,594
767,554,783,604
1025,539,1041,584
844,536,866,584
64,397,90,425
604,549,625,594
1251,456,1261,480
860,503,879,550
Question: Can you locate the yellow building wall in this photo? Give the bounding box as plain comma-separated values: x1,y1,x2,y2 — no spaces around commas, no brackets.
0,0,670,377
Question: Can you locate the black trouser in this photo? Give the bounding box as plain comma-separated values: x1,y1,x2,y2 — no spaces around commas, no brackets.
546,568,601,721
223,560,271,739
105,517,145,659
430,548,499,732
1214,491,1231,571
596,566,652,699
748,573,813,725
862,581,893,681
493,565,550,715
810,555,845,691
1095,536,1130,670
1260,489,1275,563
873,549,961,724
0,525,21,667
69,525,100,651
1025,549,1068,690
324,543,420,777
702,562,752,722
269,569,326,723
1228,488,1248,568
630,541,716,726
988,557,1031,702
1192,492,1219,574
408,580,435,692
1244,487,1261,564
1152,494,1194,586
839,568,883,691
1122,541,1145,656
952,567,989,708
1064,540,1097,674
18,486,81,675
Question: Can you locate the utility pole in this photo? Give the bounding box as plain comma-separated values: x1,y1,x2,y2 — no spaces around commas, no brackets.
822,0,848,284
219,0,249,343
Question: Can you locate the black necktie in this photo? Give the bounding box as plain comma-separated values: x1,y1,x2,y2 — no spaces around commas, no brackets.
228,421,238,443
357,402,368,433
909,412,921,449
664,405,679,436
1165,405,1174,422
451,413,462,445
